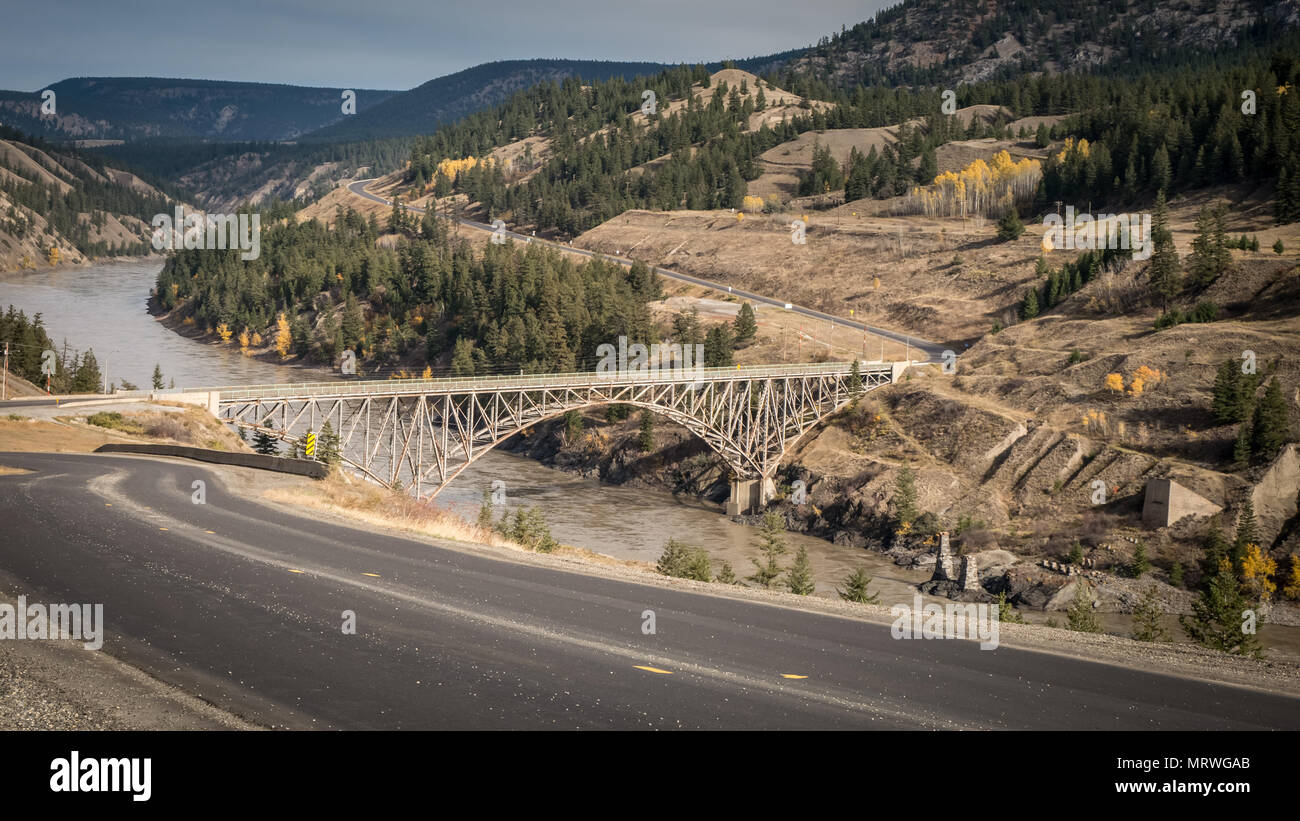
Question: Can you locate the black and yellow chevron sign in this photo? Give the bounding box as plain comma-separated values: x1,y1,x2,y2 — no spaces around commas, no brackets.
305,432,317,457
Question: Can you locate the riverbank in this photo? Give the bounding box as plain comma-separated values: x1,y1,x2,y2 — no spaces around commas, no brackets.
0,253,167,281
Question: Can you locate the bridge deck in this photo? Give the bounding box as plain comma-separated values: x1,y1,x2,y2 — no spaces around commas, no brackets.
183,361,901,402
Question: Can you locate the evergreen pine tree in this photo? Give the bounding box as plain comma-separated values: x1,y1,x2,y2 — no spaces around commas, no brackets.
892,461,919,529
748,511,788,589
151,363,164,390
1212,359,1245,423
996,207,1024,241
318,420,341,468
1249,378,1291,462
1130,539,1150,578
1131,585,1171,642
837,568,880,604
715,560,738,584
637,410,655,450
1020,288,1039,320
1180,560,1263,657
253,429,279,455
1233,421,1253,468
1188,201,1231,287
996,591,1025,623
704,324,734,367
1200,525,1231,583
732,302,757,346
1146,191,1181,310
1170,562,1185,588
1066,580,1102,633
785,545,816,595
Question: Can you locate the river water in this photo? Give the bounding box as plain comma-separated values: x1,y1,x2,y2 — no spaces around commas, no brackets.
0,260,317,390
0,259,921,600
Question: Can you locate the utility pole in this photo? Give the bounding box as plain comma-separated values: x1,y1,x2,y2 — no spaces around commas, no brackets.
2,342,7,400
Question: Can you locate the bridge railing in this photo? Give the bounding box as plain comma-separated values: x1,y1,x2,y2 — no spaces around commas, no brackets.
199,361,897,403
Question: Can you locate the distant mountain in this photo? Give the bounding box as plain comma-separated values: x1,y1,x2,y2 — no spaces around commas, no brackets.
0,77,399,142
300,59,674,142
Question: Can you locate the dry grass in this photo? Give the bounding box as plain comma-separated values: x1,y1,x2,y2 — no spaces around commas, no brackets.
0,464,32,475
263,473,519,550
576,183,1300,346
0,417,135,453
0,407,250,454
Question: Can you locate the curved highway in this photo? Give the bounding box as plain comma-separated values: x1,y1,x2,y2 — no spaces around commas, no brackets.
347,179,947,361
1,450,1296,729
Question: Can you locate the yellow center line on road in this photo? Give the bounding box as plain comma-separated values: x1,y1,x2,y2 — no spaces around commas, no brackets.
781,674,808,679
158,527,168,531
204,530,215,534
362,572,381,577
287,569,305,574
634,665,674,675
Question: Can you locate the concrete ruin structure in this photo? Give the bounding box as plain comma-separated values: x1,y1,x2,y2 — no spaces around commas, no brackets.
1142,478,1222,529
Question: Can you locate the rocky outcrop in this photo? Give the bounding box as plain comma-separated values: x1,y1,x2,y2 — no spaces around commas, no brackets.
1252,444,1300,546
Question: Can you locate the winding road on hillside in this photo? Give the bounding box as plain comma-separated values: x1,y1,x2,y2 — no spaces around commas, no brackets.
347,179,947,362
2,450,1297,729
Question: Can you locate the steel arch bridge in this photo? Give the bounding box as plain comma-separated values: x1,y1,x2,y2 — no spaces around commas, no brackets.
205,361,904,514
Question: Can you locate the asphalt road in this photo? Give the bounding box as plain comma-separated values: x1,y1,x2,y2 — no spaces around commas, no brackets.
347,179,948,362
1,450,1297,729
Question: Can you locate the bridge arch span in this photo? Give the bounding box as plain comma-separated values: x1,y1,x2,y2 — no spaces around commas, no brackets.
214,362,902,514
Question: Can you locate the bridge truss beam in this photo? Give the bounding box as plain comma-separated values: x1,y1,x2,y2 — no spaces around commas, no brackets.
215,363,897,511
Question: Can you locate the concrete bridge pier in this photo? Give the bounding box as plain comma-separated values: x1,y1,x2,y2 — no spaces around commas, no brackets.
726,474,778,516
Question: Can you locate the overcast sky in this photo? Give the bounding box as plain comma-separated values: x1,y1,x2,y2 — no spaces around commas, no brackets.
1,0,899,91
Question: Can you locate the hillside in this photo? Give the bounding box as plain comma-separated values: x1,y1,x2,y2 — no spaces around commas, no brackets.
0,127,173,272
0,77,398,142
780,0,1300,88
